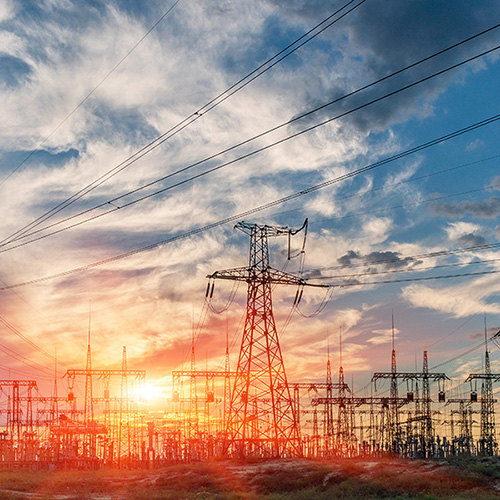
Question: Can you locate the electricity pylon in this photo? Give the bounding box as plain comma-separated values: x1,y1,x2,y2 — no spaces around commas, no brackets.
208,220,325,458
466,326,500,456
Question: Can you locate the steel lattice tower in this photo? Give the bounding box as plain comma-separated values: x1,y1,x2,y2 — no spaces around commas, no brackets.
465,325,500,456
421,351,433,443
325,345,335,443
389,313,399,450
336,327,350,455
480,347,495,455
209,220,317,458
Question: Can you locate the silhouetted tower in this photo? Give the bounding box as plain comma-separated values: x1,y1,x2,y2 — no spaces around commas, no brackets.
389,313,399,449
447,398,474,455
466,323,500,456
84,317,93,424
325,338,334,445
209,220,316,457
51,351,59,426
336,327,350,455
224,324,231,430
84,311,95,458
480,320,495,455
188,331,199,449
421,350,433,443
118,346,130,466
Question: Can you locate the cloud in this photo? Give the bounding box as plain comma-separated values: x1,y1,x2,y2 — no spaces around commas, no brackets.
402,275,500,317
443,221,488,247
0,0,15,22
466,139,484,151
432,197,500,218
270,0,500,133
0,1,498,394
490,176,500,190
455,233,487,247
366,327,398,345
336,249,422,270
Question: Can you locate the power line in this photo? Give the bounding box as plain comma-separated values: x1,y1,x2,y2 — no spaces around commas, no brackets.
1,110,500,290
1,0,366,248
4,38,500,252
311,255,500,281
323,268,500,289
0,337,55,377
0,314,68,367
307,238,500,275
307,180,500,229
0,0,182,187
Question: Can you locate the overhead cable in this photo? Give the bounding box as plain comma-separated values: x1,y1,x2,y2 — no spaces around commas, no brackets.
1,0,366,247
0,0,183,187
2,110,500,290
4,39,500,251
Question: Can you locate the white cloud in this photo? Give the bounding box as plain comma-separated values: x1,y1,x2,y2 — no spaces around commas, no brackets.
0,0,15,22
402,275,500,318
361,216,392,243
445,221,482,241
0,1,499,389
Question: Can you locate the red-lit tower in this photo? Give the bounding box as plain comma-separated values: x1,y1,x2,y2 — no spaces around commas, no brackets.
209,220,321,457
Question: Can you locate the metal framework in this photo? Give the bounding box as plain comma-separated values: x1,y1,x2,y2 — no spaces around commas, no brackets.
208,220,324,457
465,351,500,455
372,350,448,454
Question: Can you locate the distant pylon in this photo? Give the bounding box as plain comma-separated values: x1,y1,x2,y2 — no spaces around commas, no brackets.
480,317,496,454
118,346,130,467
389,311,399,449
465,318,500,456
84,306,93,424
325,335,334,442
208,220,323,457
336,326,350,455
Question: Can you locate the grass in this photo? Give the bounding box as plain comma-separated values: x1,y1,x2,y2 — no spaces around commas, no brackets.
0,457,498,499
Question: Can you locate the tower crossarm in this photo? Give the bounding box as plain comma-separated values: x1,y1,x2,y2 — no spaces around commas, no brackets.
17,397,69,402
64,369,145,379
208,267,330,288
0,380,37,388
372,372,449,382
445,398,473,406
465,373,500,382
281,382,351,393
311,396,410,408
235,219,308,238
172,370,237,379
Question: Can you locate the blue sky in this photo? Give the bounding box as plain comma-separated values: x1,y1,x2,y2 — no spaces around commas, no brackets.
1,0,500,402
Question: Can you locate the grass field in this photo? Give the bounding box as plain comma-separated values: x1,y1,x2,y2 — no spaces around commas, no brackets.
0,457,499,500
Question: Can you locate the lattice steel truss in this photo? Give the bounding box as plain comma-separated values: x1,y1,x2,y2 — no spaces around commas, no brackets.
208,220,321,457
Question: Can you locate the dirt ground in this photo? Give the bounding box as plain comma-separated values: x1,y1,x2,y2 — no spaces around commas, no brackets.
0,456,500,500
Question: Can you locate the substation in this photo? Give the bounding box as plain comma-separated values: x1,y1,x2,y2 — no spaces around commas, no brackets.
0,221,499,469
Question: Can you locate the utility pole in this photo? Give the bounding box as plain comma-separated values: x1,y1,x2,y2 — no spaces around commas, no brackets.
208,220,327,457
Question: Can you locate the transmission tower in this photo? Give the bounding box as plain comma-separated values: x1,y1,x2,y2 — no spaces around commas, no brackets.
209,220,324,457
325,341,335,450
465,325,500,456
372,349,448,455
336,327,350,455
389,313,399,449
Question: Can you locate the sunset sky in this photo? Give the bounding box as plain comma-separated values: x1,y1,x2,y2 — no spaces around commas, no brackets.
1,0,500,406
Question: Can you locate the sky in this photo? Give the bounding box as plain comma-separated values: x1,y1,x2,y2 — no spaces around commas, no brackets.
1,0,500,407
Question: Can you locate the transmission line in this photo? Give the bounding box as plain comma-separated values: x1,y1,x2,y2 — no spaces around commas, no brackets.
1,109,500,289
0,0,182,187
4,36,500,252
0,315,68,367
1,0,365,247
